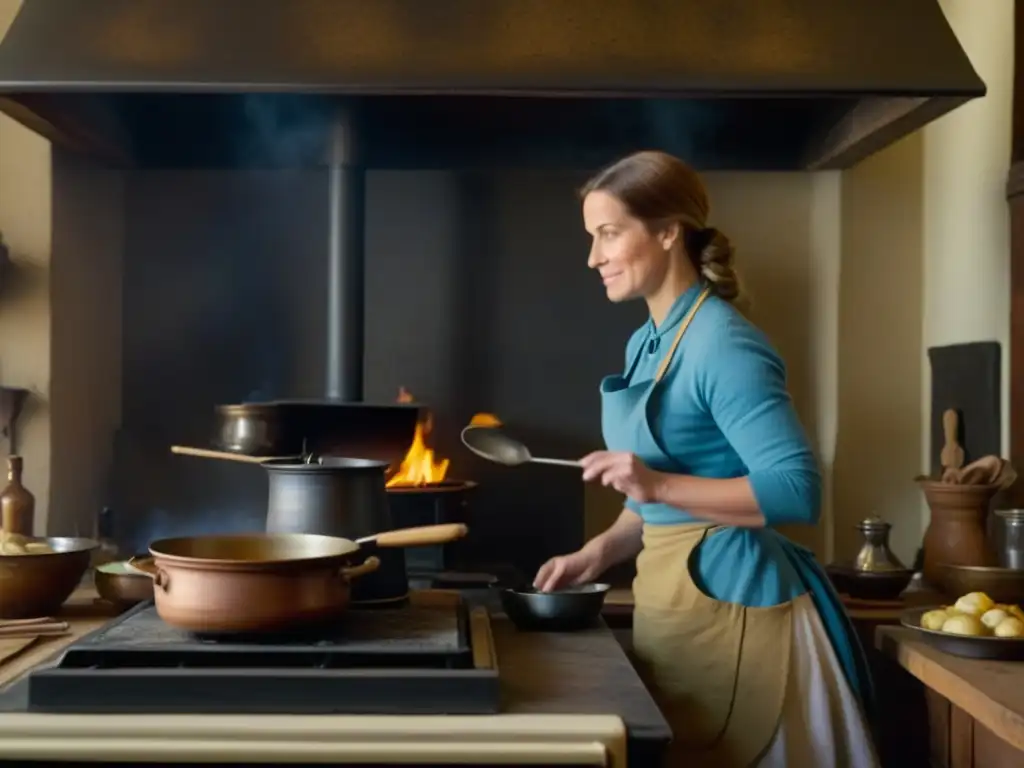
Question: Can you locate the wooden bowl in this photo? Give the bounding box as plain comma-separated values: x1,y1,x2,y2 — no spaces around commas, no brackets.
94,559,155,607
0,537,98,619
937,564,1024,605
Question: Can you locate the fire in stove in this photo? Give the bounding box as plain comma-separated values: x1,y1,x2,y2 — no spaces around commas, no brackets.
384,388,492,575
385,387,498,489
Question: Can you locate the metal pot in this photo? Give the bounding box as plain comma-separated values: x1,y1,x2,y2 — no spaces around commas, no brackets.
214,403,292,454
262,456,406,602
264,457,391,538
94,559,155,607
130,533,381,634
388,481,476,575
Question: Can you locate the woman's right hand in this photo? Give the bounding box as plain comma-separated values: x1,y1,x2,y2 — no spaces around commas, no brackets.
533,547,604,592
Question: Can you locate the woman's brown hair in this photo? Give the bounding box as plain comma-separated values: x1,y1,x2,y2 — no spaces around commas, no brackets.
579,151,741,304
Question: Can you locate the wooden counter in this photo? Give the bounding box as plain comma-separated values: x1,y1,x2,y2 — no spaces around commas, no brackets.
877,627,1024,767
0,590,116,687
0,588,670,765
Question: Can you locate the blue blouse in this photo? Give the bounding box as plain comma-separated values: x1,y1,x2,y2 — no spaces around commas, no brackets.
622,286,820,607
616,283,874,718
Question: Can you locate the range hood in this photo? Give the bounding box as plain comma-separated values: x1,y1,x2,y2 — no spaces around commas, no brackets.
0,0,985,170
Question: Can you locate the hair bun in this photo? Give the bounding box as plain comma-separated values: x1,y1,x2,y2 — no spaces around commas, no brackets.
698,228,741,302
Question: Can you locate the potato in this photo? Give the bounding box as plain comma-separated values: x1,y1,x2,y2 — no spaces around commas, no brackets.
921,609,950,630
941,613,987,636
1009,605,1024,623
981,608,1010,630
0,540,27,554
994,617,1024,638
0,529,54,556
954,592,995,617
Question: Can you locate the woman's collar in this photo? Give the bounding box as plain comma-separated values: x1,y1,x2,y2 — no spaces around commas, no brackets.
647,281,706,338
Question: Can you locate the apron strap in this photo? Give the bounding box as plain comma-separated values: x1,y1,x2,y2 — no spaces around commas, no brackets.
654,286,712,384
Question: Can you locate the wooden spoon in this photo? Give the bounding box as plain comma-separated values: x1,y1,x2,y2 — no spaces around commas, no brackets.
940,409,965,472
170,445,304,464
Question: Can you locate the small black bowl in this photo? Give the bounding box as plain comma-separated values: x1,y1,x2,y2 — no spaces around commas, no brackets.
824,563,914,601
498,583,610,631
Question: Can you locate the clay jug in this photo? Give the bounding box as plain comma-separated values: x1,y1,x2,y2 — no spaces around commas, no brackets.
0,455,35,535
919,479,998,587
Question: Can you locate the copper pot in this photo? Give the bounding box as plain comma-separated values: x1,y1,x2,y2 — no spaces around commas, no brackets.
129,534,380,634
128,524,467,634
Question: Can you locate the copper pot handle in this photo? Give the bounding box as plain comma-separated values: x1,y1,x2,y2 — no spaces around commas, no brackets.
362,523,468,548
340,556,380,582
126,557,170,591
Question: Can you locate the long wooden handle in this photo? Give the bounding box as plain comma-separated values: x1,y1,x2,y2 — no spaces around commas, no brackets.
169,445,300,463
364,523,469,548
942,409,959,447
0,622,68,638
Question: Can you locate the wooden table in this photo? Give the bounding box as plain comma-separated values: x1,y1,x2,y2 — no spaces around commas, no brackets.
0,590,116,684
877,627,1024,767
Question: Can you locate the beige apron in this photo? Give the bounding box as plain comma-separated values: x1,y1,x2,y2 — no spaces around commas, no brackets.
630,290,793,767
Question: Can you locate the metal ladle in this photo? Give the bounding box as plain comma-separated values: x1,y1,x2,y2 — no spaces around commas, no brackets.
460,426,580,468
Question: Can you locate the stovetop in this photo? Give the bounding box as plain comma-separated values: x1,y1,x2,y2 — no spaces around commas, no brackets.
21,591,501,715
65,600,467,666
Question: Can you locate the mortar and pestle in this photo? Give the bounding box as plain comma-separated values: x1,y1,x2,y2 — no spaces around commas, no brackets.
918,409,1017,588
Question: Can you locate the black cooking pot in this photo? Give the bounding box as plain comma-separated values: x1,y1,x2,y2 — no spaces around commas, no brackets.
262,457,408,603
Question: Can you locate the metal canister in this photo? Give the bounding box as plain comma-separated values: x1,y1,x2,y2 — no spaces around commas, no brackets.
853,516,906,572
996,509,1024,570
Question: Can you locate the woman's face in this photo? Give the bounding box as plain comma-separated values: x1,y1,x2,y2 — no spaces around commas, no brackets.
583,190,672,303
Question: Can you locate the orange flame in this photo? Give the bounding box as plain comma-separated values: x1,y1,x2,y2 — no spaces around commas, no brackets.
385,388,503,487
387,388,450,487
468,412,503,428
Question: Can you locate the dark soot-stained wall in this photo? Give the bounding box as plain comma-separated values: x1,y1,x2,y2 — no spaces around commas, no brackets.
116,169,641,574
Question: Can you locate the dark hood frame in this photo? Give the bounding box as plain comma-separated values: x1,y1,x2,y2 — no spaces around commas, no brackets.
0,0,986,170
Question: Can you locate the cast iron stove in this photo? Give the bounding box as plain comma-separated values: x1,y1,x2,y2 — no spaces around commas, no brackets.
24,591,499,715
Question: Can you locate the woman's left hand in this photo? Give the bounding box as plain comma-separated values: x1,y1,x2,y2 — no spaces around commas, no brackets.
580,451,664,504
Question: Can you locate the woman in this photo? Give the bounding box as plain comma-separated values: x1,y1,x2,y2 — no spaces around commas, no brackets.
535,151,878,767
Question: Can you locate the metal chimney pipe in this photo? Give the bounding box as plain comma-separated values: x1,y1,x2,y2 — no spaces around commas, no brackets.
325,102,366,401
